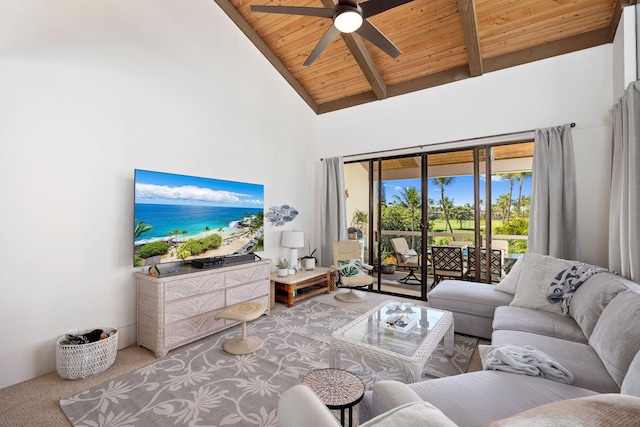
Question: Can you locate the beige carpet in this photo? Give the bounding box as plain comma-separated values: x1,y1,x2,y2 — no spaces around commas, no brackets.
0,291,487,427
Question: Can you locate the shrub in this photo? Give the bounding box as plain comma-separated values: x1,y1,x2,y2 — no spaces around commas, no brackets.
136,241,170,258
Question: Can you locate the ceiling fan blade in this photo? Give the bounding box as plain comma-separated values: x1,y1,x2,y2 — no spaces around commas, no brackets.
303,25,341,66
359,0,413,19
356,19,401,58
250,5,335,19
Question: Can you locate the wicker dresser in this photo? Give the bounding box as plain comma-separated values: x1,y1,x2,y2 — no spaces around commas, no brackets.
135,259,270,357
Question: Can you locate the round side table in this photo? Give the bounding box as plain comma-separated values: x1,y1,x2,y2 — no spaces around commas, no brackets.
302,368,365,427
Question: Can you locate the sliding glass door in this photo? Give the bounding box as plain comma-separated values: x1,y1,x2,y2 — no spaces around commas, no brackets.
343,140,534,300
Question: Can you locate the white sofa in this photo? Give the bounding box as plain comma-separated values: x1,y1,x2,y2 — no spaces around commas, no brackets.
355,255,640,425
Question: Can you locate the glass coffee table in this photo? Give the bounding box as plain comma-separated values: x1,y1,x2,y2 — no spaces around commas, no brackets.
330,301,454,383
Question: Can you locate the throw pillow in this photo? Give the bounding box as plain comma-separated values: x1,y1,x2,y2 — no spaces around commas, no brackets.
589,290,640,387
495,254,524,295
338,259,367,277
509,253,577,315
488,394,640,427
400,249,418,264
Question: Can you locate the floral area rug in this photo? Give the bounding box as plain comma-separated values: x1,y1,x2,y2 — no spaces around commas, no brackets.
60,300,477,427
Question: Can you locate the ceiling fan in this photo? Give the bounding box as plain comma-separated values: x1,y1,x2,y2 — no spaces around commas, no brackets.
250,0,413,66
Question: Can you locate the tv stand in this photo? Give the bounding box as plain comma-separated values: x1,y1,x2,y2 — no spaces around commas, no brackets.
271,267,331,307
135,259,270,357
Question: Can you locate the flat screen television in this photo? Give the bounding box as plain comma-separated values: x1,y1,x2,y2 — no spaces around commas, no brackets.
133,169,264,267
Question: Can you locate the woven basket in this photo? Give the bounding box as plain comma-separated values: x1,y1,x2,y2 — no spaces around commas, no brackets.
56,327,118,380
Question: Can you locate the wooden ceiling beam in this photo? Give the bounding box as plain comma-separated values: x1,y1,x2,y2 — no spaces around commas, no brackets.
457,0,483,77
483,27,611,73
318,26,611,113
342,33,389,99
212,0,319,114
610,0,639,41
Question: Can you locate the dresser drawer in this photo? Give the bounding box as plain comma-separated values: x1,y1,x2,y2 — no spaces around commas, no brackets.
227,280,270,305
164,272,225,301
226,263,269,286
164,291,225,324
164,312,225,348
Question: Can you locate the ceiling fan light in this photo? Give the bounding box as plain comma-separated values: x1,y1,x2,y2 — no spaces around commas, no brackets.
334,10,363,33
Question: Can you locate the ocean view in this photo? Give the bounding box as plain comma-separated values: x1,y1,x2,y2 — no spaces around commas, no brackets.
134,203,263,244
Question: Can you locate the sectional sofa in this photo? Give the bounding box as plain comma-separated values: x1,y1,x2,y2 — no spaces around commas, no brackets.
279,254,640,426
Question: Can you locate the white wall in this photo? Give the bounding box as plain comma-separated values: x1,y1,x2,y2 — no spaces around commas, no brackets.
0,0,317,388
613,5,638,100
318,45,614,268
0,0,623,388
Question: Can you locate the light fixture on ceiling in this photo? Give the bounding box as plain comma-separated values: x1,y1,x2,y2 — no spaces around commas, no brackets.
334,7,363,33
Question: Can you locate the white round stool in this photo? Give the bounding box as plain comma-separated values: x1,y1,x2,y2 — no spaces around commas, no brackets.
214,301,266,355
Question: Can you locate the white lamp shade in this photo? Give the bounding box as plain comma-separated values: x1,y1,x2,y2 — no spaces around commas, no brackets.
281,231,304,248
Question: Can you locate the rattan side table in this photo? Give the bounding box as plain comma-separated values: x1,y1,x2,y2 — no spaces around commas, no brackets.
302,368,365,427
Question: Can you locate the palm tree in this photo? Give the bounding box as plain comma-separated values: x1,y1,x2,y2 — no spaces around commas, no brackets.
134,220,152,239
515,171,532,217
393,187,421,248
182,230,188,241
497,173,519,222
494,194,512,221
432,177,455,233
205,226,210,236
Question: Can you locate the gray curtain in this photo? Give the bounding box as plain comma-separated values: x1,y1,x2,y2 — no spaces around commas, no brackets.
609,81,640,282
320,157,347,266
529,124,577,260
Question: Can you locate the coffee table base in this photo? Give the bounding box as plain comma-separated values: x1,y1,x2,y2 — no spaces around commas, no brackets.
330,301,454,383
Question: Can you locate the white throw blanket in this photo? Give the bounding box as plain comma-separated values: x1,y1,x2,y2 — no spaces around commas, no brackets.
479,344,574,384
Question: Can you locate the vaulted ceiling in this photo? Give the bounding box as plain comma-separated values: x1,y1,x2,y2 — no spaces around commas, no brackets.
214,0,635,114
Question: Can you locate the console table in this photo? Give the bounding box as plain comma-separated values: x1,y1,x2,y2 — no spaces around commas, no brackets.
271,267,332,307
135,259,270,357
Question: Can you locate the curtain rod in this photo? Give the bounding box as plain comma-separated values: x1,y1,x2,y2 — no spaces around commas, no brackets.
321,123,576,161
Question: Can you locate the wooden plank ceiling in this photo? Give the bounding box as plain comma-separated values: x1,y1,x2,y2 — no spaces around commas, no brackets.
215,0,634,114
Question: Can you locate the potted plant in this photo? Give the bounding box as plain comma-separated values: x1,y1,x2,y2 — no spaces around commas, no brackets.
381,251,397,274
299,245,317,271
275,258,289,277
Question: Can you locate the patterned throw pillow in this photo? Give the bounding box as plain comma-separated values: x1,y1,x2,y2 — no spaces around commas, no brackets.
400,249,419,264
338,259,367,277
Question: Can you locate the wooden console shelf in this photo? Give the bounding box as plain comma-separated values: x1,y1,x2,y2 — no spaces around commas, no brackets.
135,259,271,357
271,267,332,307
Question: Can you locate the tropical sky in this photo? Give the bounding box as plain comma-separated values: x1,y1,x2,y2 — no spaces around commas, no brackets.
385,175,531,207
135,169,264,208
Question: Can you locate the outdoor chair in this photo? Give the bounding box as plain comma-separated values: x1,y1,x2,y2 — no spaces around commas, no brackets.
467,247,504,283
431,246,467,287
390,237,423,285
330,240,372,302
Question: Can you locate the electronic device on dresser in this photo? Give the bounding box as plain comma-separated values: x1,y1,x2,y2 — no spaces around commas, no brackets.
191,253,260,269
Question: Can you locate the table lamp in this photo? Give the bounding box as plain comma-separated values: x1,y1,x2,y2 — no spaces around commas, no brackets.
281,231,304,274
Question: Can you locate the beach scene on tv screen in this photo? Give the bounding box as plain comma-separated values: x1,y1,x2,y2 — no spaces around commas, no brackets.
134,169,264,266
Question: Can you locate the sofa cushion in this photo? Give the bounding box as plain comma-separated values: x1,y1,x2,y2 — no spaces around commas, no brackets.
429,280,513,339
368,372,598,427
589,290,640,387
492,330,620,393
429,280,513,318
508,254,577,315
488,394,640,427
569,272,628,339
621,350,640,397
493,306,587,343
361,402,457,427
